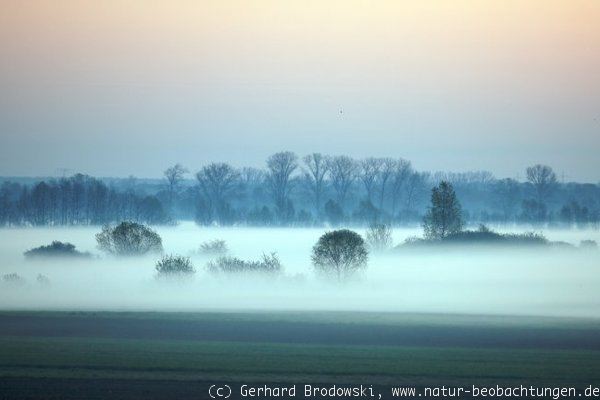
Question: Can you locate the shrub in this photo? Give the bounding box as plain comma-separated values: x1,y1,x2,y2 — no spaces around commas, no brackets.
502,232,548,245
24,241,91,259
96,221,163,256
580,240,598,250
36,274,51,286
311,229,368,281
199,239,228,256
401,236,428,247
207,253,282,275
550,241,575,249
155,255,195,278
443,225,504,243
2,273,26,286
365,223,393,252
400,227,551,248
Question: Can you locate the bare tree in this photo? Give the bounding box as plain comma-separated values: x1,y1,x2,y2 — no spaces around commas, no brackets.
494,178,520,222
241,167,265,187
359,158,381,203
164,164,188,210
389,159,412,217
405,171,430,216
266,151,298,218
327,156,358,206
302,153,329,215
526,164,557,205
240,167,266,207
376,158,396,211
365,223,393,252
196,163,240,223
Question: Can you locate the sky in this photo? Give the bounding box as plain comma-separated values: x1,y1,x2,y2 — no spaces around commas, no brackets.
0,1,599,182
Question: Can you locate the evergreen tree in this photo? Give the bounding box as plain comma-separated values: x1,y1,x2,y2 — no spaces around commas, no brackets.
423,181,463,240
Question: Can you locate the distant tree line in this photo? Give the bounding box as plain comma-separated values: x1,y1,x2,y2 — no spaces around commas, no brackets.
1,153,599,228
0,174,169,226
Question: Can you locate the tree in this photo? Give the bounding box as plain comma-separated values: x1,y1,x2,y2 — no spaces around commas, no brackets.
359,158,381,203
155,254,195,278
352,200,380,224
136,196,170,225
526,164,557,205
520,199,547,223
365,223,393,252
96,221,163,256
196,163,240,224
559,201,589,227
302,153,329,215
266,151,298,220
240,167,266,208
376,158,396,211
311,229,368,281
404,172,429,218
163,164,188,210
389,159,412,217
324,199,344,226
423,181,463,240
494,178,520,222
327,156,358,206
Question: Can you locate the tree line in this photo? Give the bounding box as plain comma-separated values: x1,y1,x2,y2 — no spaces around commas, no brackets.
0,174,169,226
1,152,599,227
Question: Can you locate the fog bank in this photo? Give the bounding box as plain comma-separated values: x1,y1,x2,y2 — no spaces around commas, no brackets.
1,223,599,318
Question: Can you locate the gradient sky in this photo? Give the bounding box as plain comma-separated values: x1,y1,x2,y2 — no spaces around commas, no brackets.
1,1,599,181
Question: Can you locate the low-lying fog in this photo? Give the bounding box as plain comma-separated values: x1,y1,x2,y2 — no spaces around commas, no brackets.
1,222,599,318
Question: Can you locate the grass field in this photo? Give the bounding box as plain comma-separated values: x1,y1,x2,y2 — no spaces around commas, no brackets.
1,311,599,399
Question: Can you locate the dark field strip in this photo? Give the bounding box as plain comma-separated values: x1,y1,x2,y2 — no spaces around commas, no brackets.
1,312,600,399
2,312,600,349
1,336,599,385
0,377,246,400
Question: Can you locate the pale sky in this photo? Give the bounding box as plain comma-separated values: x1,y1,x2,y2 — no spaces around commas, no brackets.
0,1,599,181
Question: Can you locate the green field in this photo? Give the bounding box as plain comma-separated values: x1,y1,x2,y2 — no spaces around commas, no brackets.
1,311,600,398
2,336,600,386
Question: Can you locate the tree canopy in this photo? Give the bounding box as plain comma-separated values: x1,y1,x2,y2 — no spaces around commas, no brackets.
311,229,368,281
423,181,463,240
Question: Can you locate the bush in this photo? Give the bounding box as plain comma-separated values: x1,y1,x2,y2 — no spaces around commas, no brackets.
207,253,282,275
24,241,91,259
2,273,26,286
401,236,428,247
155,255,195,278
443,225,504,243
550,240,575,249
580,240,598,250
311,229,368,281
36,274,51,286
199,239,228,256
502,232,548,245
400,226,550,248
96,221,163,256
365,223,393,252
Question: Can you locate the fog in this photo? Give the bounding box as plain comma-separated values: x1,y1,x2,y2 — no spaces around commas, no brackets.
1,223,599,318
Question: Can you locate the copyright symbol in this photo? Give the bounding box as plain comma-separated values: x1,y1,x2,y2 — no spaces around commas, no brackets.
209,384,231,399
